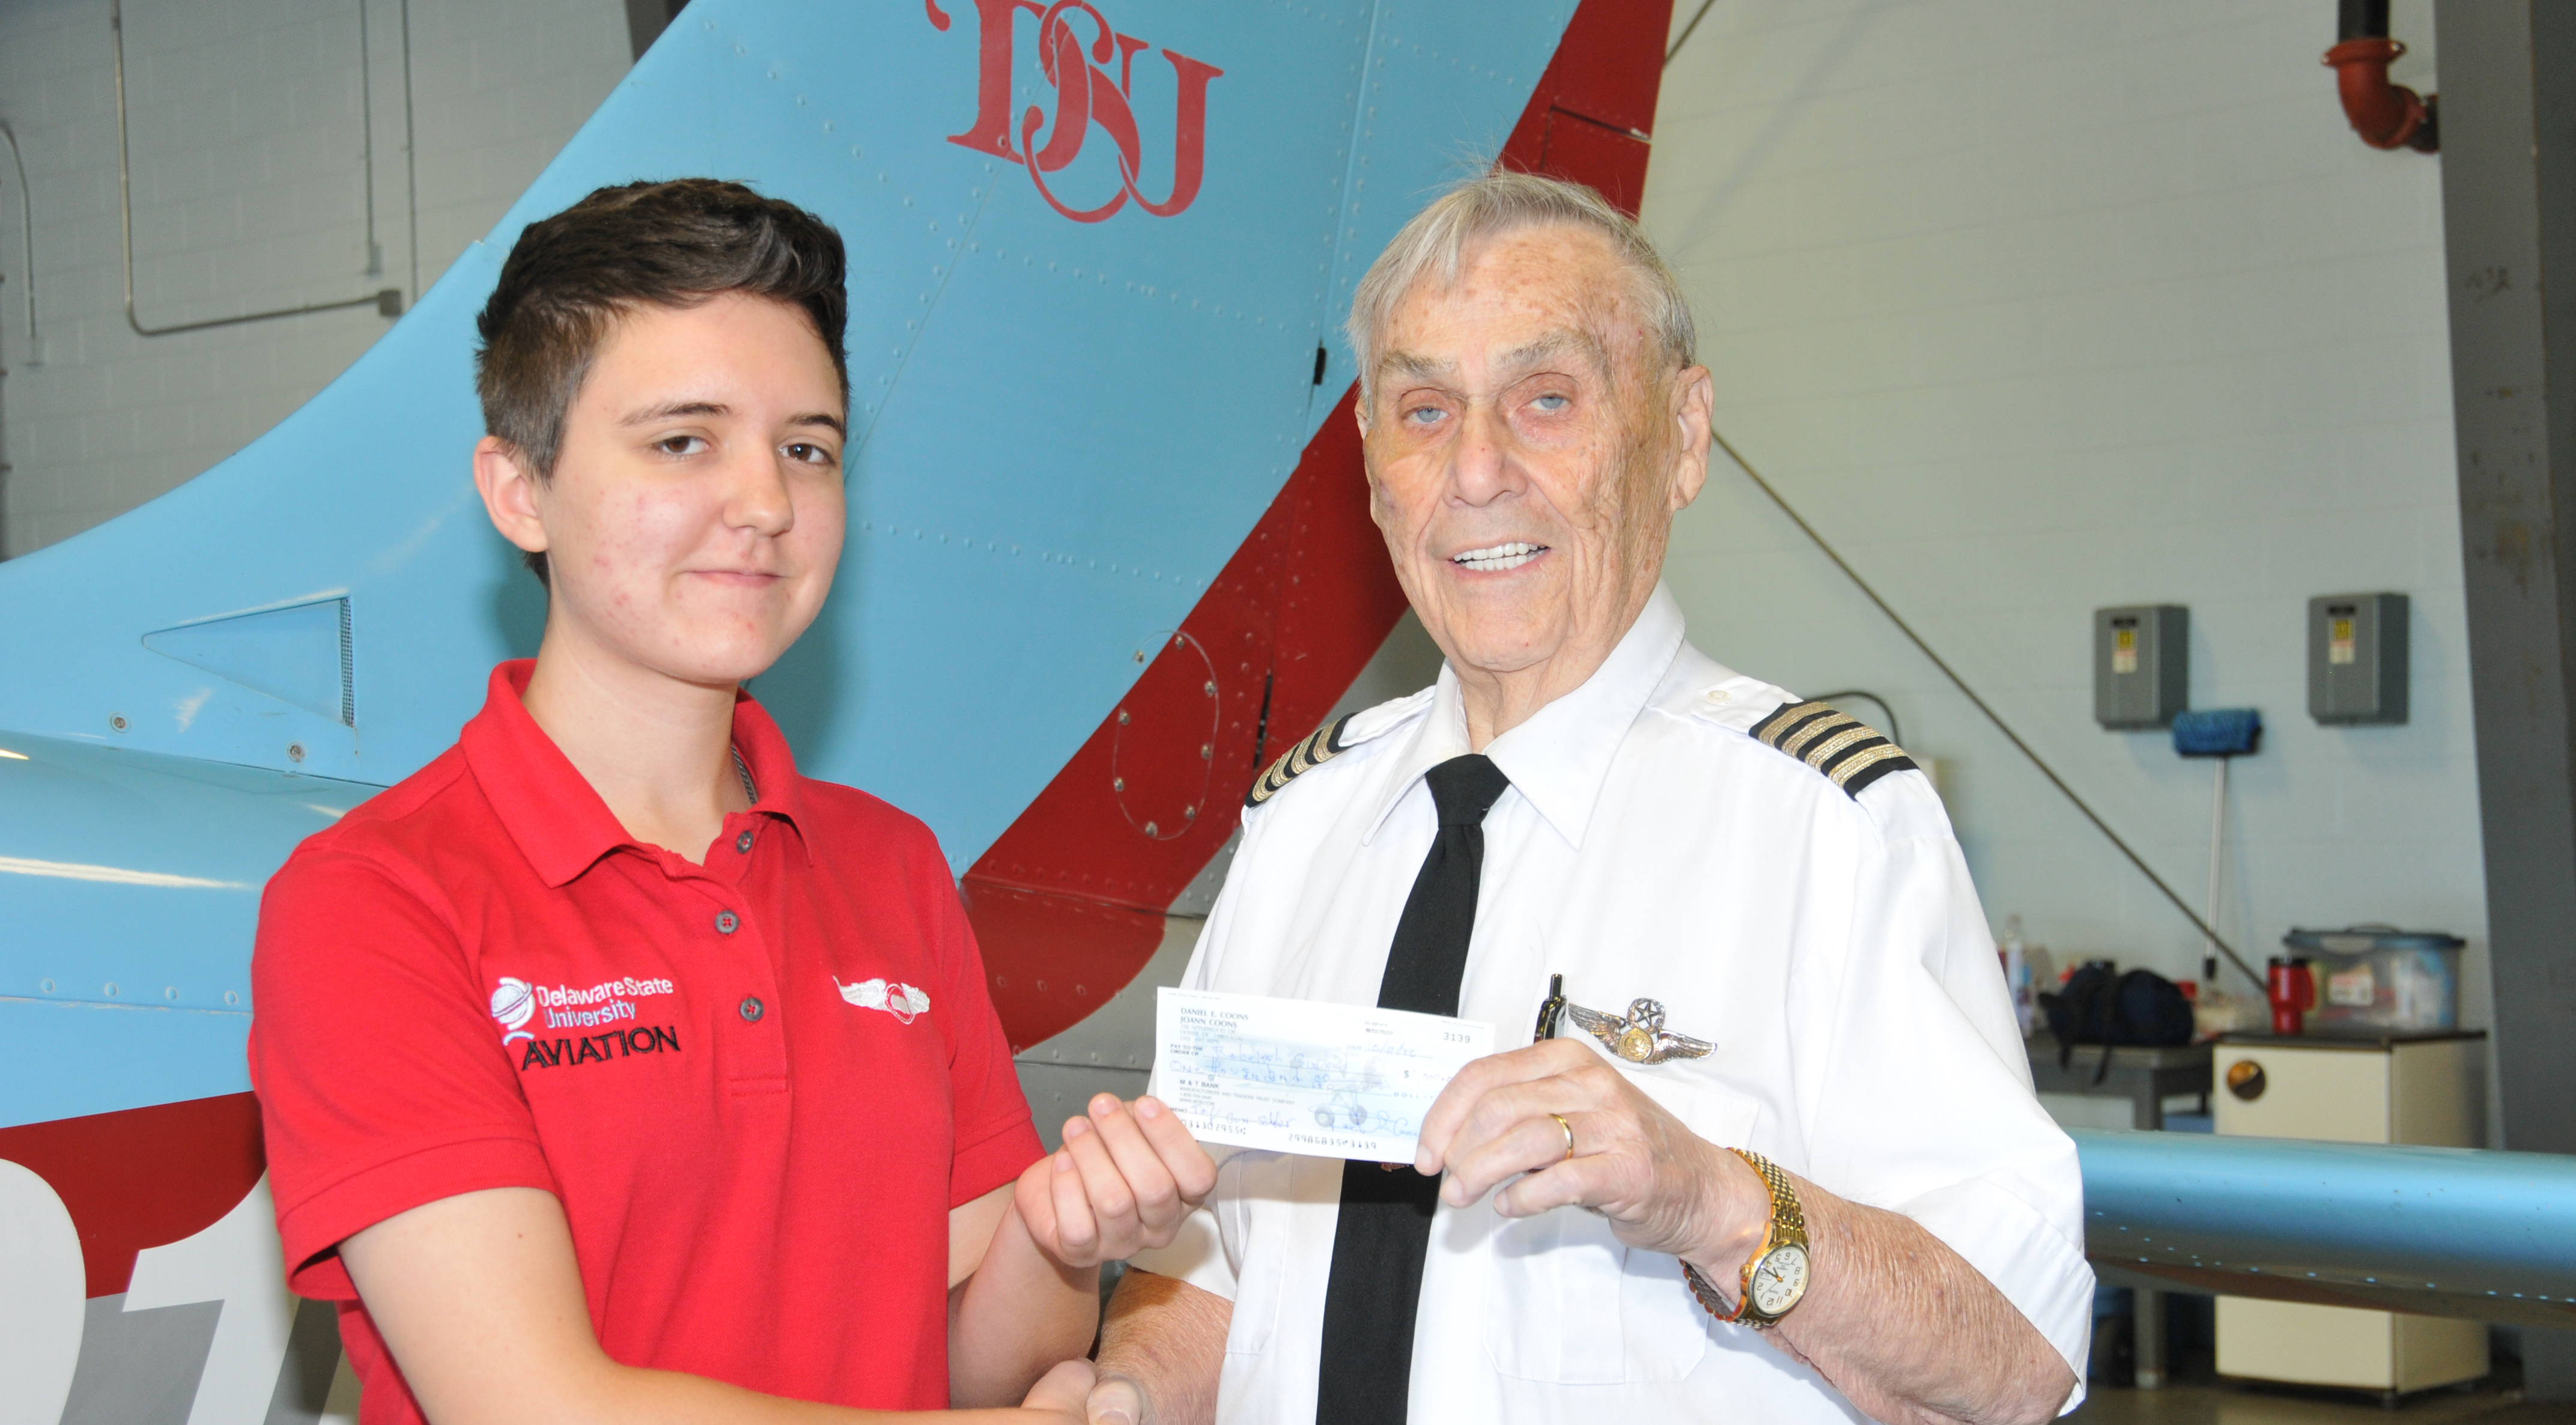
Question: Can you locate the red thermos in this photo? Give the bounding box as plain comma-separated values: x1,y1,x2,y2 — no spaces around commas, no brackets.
2266,956,2316,1035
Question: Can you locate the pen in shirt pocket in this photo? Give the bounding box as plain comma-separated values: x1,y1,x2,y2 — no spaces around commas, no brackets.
1532,971,1568,1044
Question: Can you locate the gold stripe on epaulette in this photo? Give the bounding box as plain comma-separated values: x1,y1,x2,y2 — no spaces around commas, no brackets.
1802,724,1880,769
1749,697,1919,800
1752,700,1836,751
1289,731,1323,776
1779,711,1858,759
1827,742,1915,794
1246,714,1355,807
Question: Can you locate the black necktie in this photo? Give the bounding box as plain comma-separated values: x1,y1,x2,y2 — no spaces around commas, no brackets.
1314,753,1512,1425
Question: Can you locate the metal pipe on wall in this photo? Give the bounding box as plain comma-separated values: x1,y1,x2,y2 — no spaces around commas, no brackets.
1666,0,1715,65
1709,426,2269,991
0,121,33,359
359,0,380,275
0,118,28,561
400,0,419,303
110,0,400,337
2327,0,2440,152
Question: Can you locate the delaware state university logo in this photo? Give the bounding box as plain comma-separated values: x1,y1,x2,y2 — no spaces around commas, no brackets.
490,976,538,1045
838,978,932,1024
493,973,686,1071
927,0,1223,222
490,973,677,1042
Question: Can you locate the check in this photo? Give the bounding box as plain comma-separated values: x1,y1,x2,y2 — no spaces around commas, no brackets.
1155,988,1495,1160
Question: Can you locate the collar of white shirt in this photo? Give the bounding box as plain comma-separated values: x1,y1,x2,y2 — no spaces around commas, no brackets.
1358,583,1689,852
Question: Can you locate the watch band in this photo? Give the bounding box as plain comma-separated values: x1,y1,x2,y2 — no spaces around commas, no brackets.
1681,1147,1808,1328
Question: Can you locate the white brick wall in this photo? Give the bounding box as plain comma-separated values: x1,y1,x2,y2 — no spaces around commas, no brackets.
0,0,630,555
1644,1,2489,1028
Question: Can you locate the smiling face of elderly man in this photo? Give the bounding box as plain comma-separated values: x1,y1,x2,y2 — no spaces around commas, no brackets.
1356,213,1716,747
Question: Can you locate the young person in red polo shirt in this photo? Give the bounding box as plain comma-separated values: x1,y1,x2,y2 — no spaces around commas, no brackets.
249,179,1211,1425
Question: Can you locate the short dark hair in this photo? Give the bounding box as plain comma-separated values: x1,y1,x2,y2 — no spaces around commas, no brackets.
474,178,849,585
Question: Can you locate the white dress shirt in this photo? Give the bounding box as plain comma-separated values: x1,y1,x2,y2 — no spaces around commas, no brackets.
1130,586,2093,1424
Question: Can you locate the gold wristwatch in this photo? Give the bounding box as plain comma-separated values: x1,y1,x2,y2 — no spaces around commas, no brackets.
1681,1147,1811,1329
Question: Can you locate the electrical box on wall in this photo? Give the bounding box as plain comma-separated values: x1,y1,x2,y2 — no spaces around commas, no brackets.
2095,605,2188,729
2310,593,2408,725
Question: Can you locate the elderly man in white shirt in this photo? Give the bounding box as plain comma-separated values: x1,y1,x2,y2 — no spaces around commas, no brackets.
1081,171,2091,1425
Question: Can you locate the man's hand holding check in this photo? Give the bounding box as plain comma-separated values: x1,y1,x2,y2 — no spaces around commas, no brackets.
1414,1038,1774,1301
1152,989,1773,1304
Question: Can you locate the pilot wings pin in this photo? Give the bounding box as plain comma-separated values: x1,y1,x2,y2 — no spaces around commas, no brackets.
1564,995,1715,1065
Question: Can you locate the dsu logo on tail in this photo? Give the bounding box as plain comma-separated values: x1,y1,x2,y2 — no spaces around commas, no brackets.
927,0,1224,222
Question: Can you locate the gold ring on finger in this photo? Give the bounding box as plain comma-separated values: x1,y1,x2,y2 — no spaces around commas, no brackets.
1550,1112,1576,1162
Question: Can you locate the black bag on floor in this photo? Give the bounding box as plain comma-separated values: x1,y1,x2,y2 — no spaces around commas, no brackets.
2040,963,2193,1084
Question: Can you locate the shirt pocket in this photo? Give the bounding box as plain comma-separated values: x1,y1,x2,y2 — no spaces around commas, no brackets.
1217,1151,1306,1357
1480,1070,1756,1384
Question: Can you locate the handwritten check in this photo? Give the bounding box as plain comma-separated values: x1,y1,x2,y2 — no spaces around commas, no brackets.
1156,988,1494,1160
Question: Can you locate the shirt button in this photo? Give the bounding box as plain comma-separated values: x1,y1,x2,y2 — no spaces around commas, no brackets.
735,830,756,854
714,910,740,934
739,995,765,1022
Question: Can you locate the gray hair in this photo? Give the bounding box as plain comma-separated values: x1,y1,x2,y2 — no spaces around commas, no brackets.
1345,170,1697,405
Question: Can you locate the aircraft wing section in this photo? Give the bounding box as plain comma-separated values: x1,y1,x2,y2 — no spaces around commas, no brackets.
0,734,365,1129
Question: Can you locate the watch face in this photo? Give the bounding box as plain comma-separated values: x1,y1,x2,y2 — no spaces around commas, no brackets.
1751,1244,1809,1317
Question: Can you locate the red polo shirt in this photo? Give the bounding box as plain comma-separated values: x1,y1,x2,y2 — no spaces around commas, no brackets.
250,661,1040,1422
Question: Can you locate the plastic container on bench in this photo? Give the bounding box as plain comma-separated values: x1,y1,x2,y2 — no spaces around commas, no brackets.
2281,926,2465,1033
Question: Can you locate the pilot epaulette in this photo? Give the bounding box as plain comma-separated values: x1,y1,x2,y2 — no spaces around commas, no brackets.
1747,699,1918,799
1245,713,1356,807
